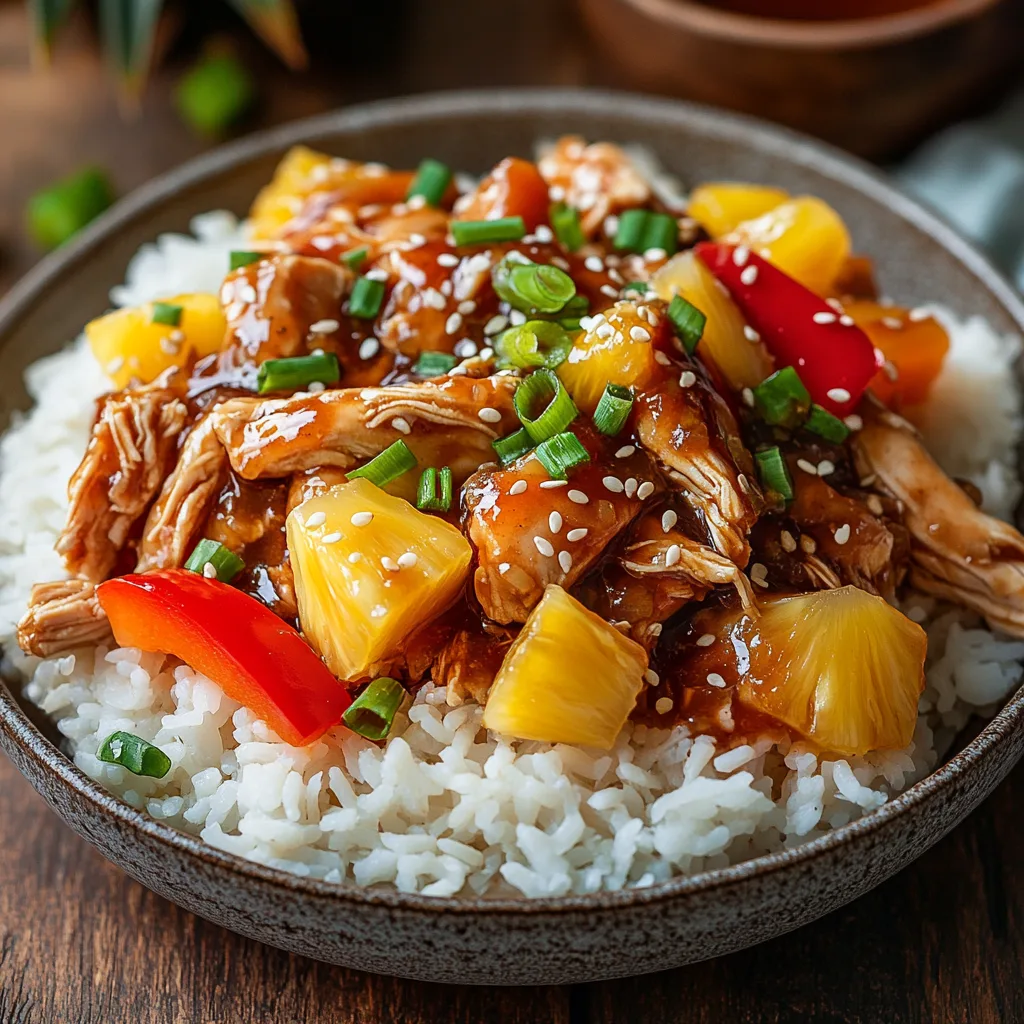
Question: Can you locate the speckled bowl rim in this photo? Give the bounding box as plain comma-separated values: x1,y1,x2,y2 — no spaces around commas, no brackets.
2,88,1024,917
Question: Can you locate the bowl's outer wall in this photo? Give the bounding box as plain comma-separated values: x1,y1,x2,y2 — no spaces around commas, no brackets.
2,91,1024,985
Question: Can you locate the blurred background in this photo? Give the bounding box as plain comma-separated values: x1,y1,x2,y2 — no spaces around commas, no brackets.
1,0,1023,295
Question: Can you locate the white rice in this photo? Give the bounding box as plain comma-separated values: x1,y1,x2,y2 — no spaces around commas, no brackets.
2,212,1022,898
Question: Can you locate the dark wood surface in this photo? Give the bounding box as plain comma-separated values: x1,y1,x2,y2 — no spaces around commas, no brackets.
1,3,1023,1020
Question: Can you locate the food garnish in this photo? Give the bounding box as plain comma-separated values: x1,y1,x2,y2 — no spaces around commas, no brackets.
98,731,172,779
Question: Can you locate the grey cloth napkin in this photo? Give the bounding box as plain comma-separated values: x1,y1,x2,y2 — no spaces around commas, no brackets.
897,90,1024,291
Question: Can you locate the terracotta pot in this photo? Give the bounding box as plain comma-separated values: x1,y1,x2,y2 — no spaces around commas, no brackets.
577,0,1024,159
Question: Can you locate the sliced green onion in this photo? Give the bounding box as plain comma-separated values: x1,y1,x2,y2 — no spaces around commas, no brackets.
407,158,452,207
349,276,386,319
550,201,585,252
342,677,406,741
230,250,264,271
346,440,417,487
257,352,341,394
622,281,649,296
98,731,171,779
184,538,246,583
593,383,634,436
27,166,114,250
451,216,526,247
805,404,851,444
416,466,453,512
496,321,573,371
755,446,794,502
753,366,811,428
340,245,369,270
151,301,183,327
535,431,590,481
176,53,254,137
492,254,576,315
667,295,707,355
614,209,649,252
413,351,458,377
514,368,579,444
493,427,534,465
640,211,679,256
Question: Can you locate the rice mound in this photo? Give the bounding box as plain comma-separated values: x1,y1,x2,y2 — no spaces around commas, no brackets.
2,212,1023,898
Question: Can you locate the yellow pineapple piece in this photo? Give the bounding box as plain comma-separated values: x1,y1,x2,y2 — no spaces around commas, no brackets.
287,478,472,681
249,145,333,240
735,586,926,756
483,585,647,749
85,293,225,389
653,250,773,390
726,196,851,296
687,182,789,238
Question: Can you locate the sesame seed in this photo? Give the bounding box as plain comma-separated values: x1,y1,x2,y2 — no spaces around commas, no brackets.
534,536,555,557
445,312,463,335
310,318,340,334
706,673,726,688
509,480,528,496
834,523,851,545
780,529,797,552
484,315,508,336
391,417,412,434
840,315,855,327
638,481,656,501
615,445,636,458
629,326,651,343
359,338,380,360
844,414,863,431
381,556,400,572
365,268,388,282
654,351,672,366
603,476,625,493
644,247,667,262
796,459,818,476
498,562,511,574
812,311,837,325
437,252,459,268
860,474,877,487
539,479,567,489
408,233,426,248
584,255,604,272
566,528,588,542
733,245,750,267
826,387,851,403
350,511,373,527
106,356,124,373
535,225,554,243
548,511,563,534
600,284,620,298
422,288,446,310
696,633,716,647
665,544,681,567
305,511,327,528
558,550,573,574
202,562,218,579
817,460,835,476
742,388,755,408
881,316,903,330
307,381,326,393
883,361,899,381
159,337,180,355
800,535,817,554
397,552,418,568
661,510,678,533
568,489,589,504
624,477,638,498
458,300,476,315
656,697,674,714
679,370,696,388
348,552,362,563
478,407,502,424
240,284,259,304
867,495,884,516
479,347,494,361
447,365,469,377
642,667,662,687
740,265,758,286
649,623,663,637
909,307,930,322
744,325,760,343
509,309,527,326
321,532,342,545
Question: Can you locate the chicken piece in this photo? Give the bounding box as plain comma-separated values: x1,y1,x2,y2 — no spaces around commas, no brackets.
433,621,518,705
57,381,188,582
853,406,1024,636
538,136,653,236
135,412,229,572
220,254,353,368
634,374,759,568
213,375,519,483
465,427,655,624
17,579,112,657
287,467,350,511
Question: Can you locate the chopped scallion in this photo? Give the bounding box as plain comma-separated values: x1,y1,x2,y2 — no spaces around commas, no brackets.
257,352,341,394
407,158,452,207
550,201,585,252
640,211,679,256
753,367,811,428
451,216,526,247
535,431,590,480
151,301,183,327
230,250,264,271
755,446,794,502
416,466,453,512
346,440,417,487
495,320,573,371
513,368,579,443
667,295,707,355
593,383,634,436
493,427,534,465
98,731,171,779
342,677,406,741
492,253,576,315
27,167,114,250
613,209,649,252
622,281,649,296
413,351,458,377
349,275,386,319
804,404,851,444
184,538,245,583
340,246,369,270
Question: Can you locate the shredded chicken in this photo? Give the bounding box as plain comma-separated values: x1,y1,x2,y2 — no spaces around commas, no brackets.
854,406,1024,636
17,579,112,657
57,381,188,581
433,622,518,705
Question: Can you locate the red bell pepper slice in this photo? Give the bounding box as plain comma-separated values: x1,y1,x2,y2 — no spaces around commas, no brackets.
695,241,882,416
96,570,350,747
455,157,551,231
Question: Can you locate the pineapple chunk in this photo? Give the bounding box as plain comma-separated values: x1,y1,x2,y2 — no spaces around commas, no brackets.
483,585,647,749
287,479,472,681
687,182,789,238
653,250,773,390
735,587,926,756
725,197,851,296
85,293,225,389
249,146,333,240
558,300,670,413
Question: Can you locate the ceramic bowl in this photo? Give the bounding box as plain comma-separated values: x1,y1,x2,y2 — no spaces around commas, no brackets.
576,0,1024,159
1,89,1023,987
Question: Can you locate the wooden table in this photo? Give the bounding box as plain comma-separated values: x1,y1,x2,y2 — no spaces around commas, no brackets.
2,3,1023,1020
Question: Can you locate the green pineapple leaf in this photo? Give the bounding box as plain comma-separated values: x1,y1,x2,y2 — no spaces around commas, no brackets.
98,0,165,95
27,0,78,59
228,0,307,70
